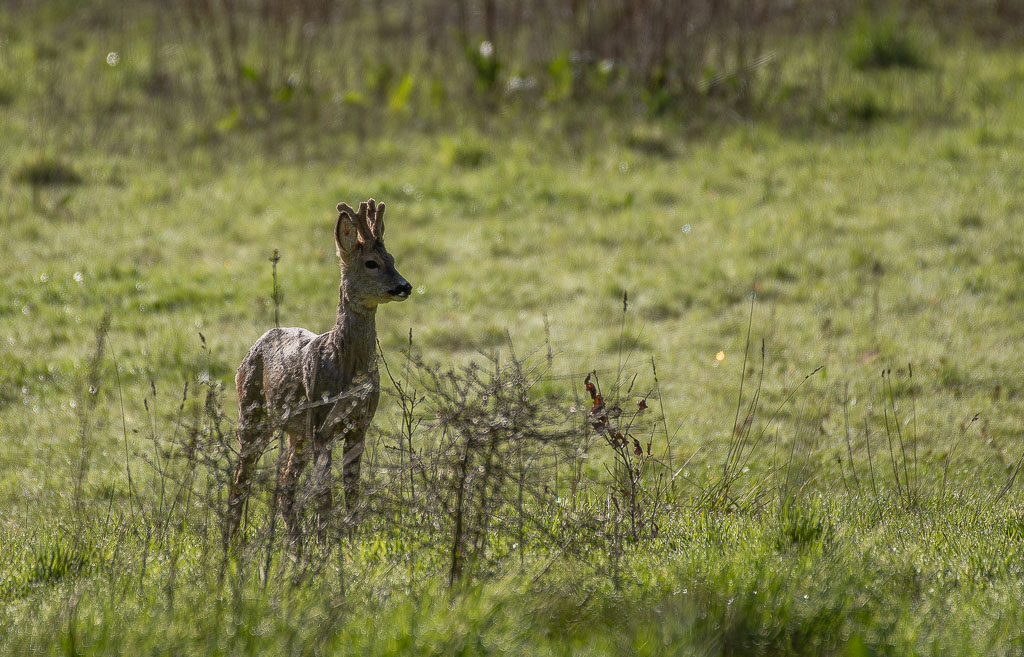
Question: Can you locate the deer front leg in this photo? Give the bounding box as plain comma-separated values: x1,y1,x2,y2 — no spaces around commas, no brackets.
277,434,309,546
321,396,369,525
311,433,335,541
341,432,365,519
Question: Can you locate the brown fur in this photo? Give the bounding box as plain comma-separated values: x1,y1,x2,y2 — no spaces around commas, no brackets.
228,199,411,543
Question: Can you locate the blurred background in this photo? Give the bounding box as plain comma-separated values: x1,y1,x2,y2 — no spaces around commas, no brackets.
7,0,1024,142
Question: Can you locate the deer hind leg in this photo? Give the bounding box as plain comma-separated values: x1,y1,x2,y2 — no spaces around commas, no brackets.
277,432,309,546
228,353,268,541
228,421,270,540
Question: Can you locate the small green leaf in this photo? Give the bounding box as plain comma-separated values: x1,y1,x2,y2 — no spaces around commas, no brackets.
216,107,241,132
342,91,367,107
389,73,414,112
239,64,260,83
275,84,294,104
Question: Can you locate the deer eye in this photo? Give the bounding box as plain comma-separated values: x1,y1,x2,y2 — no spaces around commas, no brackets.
364,260,379,270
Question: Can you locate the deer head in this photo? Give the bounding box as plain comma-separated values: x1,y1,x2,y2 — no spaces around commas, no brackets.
334,198,412,309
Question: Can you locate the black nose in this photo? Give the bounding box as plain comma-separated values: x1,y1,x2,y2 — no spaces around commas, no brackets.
391,282,412,297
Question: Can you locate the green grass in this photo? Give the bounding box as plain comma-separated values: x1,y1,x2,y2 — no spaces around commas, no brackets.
3,3,1024,655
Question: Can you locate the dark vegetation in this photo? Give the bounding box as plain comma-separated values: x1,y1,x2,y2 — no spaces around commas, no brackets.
11,0,1018,145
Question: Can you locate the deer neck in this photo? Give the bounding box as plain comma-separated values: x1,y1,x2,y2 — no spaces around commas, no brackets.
331,280,378,375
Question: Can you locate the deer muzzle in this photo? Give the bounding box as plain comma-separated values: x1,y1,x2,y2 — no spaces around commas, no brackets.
389,280,412,299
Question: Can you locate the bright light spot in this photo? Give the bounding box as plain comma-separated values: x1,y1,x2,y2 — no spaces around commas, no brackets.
416,286,425,295
682,224,691,234
39,273,48,283
106,52,120,66
506,75,537,93
479,41,494,58
716,350,726,362
69,400,77,409
73,272,84,283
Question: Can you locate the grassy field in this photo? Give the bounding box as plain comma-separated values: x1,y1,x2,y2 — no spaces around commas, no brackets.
3,2,1024,654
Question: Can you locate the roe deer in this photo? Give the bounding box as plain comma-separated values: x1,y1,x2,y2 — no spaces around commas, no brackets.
228,199,411,543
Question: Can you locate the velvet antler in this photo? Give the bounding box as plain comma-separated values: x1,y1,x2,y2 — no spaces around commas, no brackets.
336,199,384,242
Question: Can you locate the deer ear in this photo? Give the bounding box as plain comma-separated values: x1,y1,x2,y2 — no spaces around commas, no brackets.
334,205,360,259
